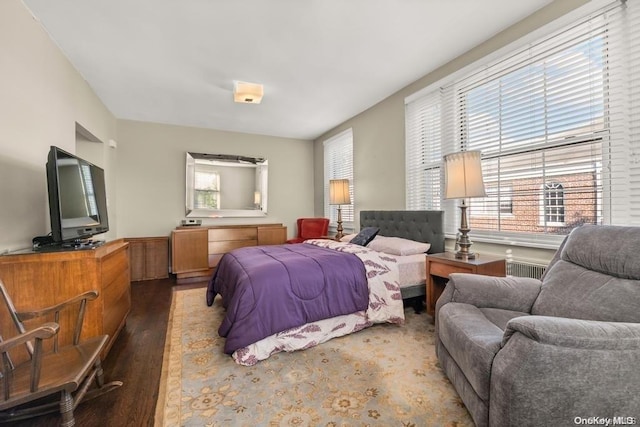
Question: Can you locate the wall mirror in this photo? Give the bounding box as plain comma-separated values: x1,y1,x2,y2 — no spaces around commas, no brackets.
185,152,268,218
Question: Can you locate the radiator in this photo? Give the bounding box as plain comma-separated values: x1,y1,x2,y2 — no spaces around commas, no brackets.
506,261,547,280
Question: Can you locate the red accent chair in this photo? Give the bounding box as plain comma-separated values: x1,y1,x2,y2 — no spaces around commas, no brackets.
286,218,330,244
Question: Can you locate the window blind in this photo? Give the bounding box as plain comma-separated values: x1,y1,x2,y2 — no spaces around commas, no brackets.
606,0,640,225
405,90,443,211
324,129,354,227
405,0,640,247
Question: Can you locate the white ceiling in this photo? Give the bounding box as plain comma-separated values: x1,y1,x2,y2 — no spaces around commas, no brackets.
22,0,553,140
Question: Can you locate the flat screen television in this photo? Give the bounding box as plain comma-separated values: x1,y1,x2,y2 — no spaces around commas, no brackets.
44,146,109,247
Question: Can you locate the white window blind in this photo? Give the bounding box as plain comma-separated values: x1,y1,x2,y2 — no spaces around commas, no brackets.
324,129,354,227
405,0,640,247
405,90,443,210
607,0,640,225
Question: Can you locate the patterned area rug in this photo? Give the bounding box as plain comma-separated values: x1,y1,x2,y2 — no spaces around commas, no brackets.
155,287,472,426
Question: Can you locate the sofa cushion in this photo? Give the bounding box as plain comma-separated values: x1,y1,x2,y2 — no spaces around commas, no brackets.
561,224,640,280
438,303,525,401
479,308,530,332
532,260,640,322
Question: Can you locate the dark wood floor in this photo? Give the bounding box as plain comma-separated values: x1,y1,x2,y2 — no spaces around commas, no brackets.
8,277,197,427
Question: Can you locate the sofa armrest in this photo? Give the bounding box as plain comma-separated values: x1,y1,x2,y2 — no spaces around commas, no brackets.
503,316,640,350
442,273,542,312
490,315,640,425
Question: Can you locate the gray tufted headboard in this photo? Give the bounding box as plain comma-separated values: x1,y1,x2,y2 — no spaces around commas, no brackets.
359,210,444,254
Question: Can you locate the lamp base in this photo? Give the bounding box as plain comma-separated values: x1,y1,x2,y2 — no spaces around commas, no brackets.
454,250,476,260
334,205,345,241
455,199,476,260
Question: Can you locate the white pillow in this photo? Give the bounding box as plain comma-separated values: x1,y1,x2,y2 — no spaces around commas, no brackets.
366,236,430,256
340,233,358,242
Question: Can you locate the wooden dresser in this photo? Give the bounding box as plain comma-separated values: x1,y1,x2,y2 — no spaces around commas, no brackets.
171,224,287,284
0,239,131,358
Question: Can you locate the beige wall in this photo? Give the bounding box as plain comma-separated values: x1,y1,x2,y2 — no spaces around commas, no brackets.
0,0,314,252
115,120,313,239
0,0,118,253
313,0,589,265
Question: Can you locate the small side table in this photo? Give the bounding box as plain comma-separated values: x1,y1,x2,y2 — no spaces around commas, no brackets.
426,252,506,317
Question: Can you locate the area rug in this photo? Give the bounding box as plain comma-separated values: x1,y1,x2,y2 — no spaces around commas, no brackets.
155,287,473,427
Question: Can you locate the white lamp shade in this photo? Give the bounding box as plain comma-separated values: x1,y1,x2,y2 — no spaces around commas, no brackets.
329,179,351,205
443,150,487,199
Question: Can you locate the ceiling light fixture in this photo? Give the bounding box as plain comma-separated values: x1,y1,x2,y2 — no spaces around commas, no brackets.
233,81,263,104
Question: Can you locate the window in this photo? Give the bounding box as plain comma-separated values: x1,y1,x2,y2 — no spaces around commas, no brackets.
470,185,513,217
500,191,513,215
543,182,565,226
406,1,640,246
194,170,220,210
324,129,354,228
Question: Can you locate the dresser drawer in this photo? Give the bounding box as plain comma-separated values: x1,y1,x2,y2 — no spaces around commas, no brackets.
208,239,258,255
209,228,257,242
101,247,129,288
429,262,473,278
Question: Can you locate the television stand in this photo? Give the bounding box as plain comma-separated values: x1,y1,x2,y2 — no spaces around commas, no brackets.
0,239,131,359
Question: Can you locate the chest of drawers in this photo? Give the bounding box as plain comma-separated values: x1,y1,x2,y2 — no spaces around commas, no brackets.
171,224,287,284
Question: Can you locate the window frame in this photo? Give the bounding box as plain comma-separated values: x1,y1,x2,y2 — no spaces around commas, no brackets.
403,0,634,249
541,182,566,227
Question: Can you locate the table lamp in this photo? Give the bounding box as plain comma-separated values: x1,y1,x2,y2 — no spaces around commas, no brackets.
443,150,486,259
329,179,351,240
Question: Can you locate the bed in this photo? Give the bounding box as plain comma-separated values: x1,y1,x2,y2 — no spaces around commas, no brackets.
360,210,444,301
207,210,444,365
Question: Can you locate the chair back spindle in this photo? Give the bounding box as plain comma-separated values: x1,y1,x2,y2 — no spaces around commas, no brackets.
0,281,32,357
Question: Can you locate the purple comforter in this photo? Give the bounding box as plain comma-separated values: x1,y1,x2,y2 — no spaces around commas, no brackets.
207,243,369,354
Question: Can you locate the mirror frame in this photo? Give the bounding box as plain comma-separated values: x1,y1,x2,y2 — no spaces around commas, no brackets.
185,152,268,218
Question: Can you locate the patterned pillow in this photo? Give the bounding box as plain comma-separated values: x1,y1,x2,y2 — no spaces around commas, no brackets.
350,227,380,246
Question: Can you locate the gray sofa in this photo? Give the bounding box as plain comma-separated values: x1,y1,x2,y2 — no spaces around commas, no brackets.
435,225,640,426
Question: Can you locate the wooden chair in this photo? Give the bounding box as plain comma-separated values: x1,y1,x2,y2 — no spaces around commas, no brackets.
0,279,121,426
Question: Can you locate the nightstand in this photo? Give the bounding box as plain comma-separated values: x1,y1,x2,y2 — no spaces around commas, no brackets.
426,252,506,317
